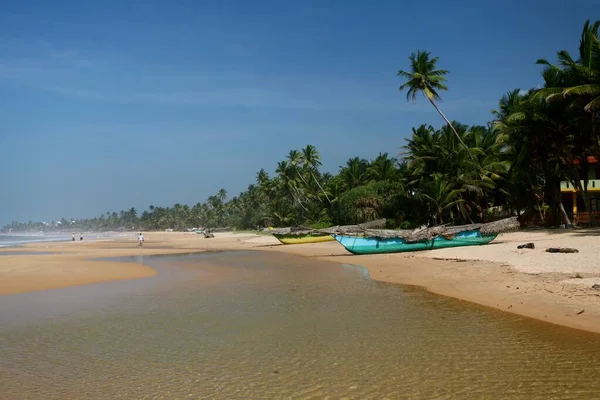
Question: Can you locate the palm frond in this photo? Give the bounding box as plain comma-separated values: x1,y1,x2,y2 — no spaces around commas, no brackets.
563,84,600,97
584,95,600,111
530,87,563,102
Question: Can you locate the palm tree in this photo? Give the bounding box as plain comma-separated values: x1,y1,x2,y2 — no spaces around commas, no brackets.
535,20,600,113
217,188,227,203
397,50,475,161
420,174,465,224
301,144,332,204
287,150,311,189
338,157,369,189
256,169,270,188
275,160,308,213
367,153,398,182
493,87,575,225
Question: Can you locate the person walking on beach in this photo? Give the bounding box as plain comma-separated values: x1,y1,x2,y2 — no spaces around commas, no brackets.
72,232,75,241
138,232,144,246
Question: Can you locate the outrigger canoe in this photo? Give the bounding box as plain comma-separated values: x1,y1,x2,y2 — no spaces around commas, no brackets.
328,217,520,255
271,232,335,245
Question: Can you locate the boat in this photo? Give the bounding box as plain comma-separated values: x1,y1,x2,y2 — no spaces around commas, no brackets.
270,219,387,245
329,217,520,255
271,231,336,245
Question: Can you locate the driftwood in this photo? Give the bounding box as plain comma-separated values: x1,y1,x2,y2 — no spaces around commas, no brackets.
517,243,535,249
333,217,520,243
592,284,600,290
546,247,579,253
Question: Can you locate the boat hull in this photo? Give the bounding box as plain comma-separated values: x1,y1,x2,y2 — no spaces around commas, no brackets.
333,229,497,255
272,233,335,245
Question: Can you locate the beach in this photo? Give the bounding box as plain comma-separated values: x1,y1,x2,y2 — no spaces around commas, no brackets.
1,229,599,334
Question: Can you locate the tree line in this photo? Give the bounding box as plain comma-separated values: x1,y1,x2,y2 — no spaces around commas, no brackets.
3,19,599,233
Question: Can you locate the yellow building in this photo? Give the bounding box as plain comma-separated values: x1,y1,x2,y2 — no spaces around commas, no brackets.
560,156,600,223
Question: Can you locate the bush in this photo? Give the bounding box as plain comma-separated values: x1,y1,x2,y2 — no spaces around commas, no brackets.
331,181,406,225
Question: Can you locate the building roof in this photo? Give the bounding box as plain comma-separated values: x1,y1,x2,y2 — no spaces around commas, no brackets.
571,156,598,165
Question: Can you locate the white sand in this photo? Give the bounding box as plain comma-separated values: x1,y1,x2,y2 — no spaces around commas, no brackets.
414,229,600,275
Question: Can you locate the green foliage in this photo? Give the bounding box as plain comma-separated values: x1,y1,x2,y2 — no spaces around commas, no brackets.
331,184,384,225
308,221,331,229
331,181,405,226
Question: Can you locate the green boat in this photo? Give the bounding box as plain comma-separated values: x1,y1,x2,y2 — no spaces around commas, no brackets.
330,217,520,255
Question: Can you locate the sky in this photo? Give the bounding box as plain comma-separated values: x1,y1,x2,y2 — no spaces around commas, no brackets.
0,0,596,226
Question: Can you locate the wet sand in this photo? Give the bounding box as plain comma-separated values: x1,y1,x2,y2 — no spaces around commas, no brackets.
3,251,600,399
1,229,600,334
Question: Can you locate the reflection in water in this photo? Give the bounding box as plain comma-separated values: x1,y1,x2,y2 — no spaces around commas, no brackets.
1,251,599,399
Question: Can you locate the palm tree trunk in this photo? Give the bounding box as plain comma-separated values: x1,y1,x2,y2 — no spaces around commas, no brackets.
579,166,595,226
583,184,595,226
427,98,476,163
310,171,332,204
294,167,311,190
526,177,544,224
553,185,571,226
289,185,309,213
558,200,571,226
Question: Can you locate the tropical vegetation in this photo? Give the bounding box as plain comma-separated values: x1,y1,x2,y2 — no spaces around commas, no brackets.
3,20,599,233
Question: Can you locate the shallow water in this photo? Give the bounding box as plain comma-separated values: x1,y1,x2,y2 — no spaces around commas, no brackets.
1,251,599,399
0,251,54,256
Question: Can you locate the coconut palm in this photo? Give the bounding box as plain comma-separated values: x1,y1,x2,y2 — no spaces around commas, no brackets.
338,157,370,189
287,150,311,189
275,160,308,213
301,145,332,204
419,174,465,224
367,153,398,182
535,20,600,113
397,50,475,161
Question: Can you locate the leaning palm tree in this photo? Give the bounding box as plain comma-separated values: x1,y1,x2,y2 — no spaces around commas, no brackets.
398,50,474,161
287,149,311,189
301,145,332,204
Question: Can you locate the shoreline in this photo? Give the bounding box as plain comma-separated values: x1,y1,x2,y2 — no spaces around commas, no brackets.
1,230,599,334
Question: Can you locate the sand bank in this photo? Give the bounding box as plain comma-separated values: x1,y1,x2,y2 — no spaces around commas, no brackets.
1,229,599,333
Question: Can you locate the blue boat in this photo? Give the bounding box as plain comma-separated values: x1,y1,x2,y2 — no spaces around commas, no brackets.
329,217,519,255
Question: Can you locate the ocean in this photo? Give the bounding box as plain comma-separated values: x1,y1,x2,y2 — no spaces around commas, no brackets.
0,233,72,248
0,232,128,248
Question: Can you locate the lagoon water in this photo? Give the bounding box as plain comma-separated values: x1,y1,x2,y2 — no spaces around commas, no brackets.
1,251,599,399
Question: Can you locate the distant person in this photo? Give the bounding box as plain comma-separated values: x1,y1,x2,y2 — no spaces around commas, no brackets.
138,232,144,246
72,233,75,241
80,234,83,241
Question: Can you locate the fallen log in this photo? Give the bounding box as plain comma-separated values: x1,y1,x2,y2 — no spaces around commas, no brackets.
546,247,579,253
517,243,535,249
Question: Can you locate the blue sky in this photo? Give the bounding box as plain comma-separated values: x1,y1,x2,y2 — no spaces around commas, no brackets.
0,0,596,225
